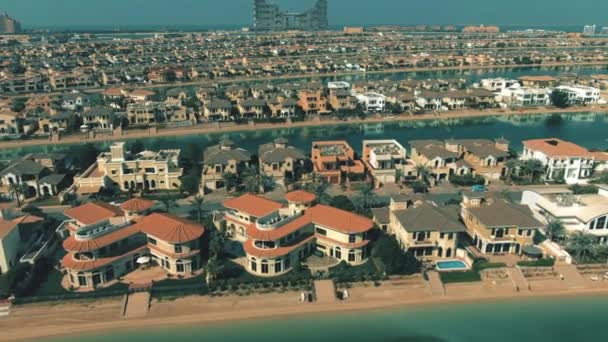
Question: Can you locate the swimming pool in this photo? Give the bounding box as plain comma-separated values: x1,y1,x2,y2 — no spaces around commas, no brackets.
435,260,470,271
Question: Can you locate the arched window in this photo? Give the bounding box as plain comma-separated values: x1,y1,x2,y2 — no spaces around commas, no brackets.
334,246,342,259
437,247,443,257
151,180,156,189
446,248,452,258
250,257,257,272
176,259,184,273
348,250,356,262
124,181,129,189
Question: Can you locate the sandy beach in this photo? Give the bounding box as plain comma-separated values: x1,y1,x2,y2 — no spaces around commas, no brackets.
2,275,608,342
1,104,606,151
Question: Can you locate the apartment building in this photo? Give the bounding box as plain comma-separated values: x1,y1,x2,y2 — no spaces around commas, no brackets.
59,199,204,290
222,191,373,277
521,138,595,184
311,141,365,184
75,142,182,194
461,192,543,255
201,139,251,191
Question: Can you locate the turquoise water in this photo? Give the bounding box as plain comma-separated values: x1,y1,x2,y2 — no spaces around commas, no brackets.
436,260,469,270
44,296,608,342
3,112,608,160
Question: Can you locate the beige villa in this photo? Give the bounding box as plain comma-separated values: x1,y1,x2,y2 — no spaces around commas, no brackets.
201,139,251,192
75,142,182,194
258,138,308,186
222,191,373,277
59,198,205,290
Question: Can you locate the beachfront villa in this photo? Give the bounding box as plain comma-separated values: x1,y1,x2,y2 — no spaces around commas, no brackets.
521,138,595,184
311,141,365,184
58,198,205,290
200,139,252,192
409,140,460,184
75,142,183,195
373,196,465,260
362,139,415,188
521,186,608,244
221,191,374,277
461,192,543,255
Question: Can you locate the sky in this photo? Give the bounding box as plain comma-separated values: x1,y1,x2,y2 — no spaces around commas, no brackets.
1,0,606,28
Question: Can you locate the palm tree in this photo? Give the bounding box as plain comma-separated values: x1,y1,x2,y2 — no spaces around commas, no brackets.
309,177,331,204
522,159,545,183
9,183,26,207
160,197,177,213
242,166,274,194
354,184,377,214
567,231,598,263
504,159,520,182
545,219,566,241
415,164,432,186
222,172,239,193
190,195,205,223
205,257,223,286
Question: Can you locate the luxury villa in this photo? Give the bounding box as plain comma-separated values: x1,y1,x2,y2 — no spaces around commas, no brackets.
221,191,374,277
58,198,205,290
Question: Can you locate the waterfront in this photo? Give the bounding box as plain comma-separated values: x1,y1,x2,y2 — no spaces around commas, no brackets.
42,295,608,342
3,112,607,160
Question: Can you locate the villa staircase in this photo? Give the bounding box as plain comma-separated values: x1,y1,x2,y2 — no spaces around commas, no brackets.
0,300,11,318
123,283,152,319
313,280,337,303
508,267,530,293
427,271,445,296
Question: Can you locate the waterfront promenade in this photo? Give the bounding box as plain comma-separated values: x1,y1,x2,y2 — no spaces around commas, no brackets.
1,104,607,151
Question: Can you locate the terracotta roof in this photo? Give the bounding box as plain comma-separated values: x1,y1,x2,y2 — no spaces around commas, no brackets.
523,138,593,158
308,205,374,234
223,193,283,218
62,246,147,271
137,213,204,244
62,223,142,253
316,234,371,249
242,214,312,241
243,235,316,258
591,152,608,161
284,190,317,204
120,198,155,213
64,202,124,225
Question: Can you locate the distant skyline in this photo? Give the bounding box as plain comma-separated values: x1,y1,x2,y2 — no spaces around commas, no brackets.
2,0,608,29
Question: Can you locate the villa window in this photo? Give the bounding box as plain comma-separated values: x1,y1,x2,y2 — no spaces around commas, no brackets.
448,233,454,240
148,237,157,245
251,258,257,272
348,250,356,262
517,229,524,236
315,227,327,236
261,260,269,274
274,261,282,273
78,273,87,287
349,235,356,244
105,266,114,282
175,245,183,254
440,233,445,239
526,230,533,237
176,260,184,273
334,247,342,259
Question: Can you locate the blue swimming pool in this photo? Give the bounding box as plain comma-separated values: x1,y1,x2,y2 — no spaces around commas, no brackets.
436,260,470,271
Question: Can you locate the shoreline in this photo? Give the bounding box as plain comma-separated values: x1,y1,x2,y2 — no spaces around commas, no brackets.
4,282,608,342
1,105,607,151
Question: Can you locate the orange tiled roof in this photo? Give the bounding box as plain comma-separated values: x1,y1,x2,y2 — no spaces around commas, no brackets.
64,202,124,225
120,197,155,213
243,235,316,258
62,223,142,253
137,213,204,244
523,138,593,158
223,193,283,218
308,205,373,234
284,190,316,204
61,245,147,271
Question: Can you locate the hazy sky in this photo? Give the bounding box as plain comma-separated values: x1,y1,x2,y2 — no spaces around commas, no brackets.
1,0,606,28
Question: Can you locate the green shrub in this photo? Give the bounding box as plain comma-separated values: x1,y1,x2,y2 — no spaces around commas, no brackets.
439,271,481,283
517,258,555,267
